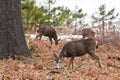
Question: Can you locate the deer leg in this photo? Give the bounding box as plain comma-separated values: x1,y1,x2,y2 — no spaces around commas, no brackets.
69,57,74,69
53,37,58,45
89,51,102,68
39,35,42,40
49,37,52,45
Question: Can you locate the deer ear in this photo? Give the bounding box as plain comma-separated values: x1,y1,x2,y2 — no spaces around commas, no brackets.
54,53,58,61
57,38,61,41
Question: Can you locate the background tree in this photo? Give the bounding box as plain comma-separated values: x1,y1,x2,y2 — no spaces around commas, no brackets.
51,7,73,26
22,0,57,28
47,0,56,25
91,4,119,35
72,9,87,26
0,0,31,59
72,8,87,34
22,0,43,29
21,0,86,30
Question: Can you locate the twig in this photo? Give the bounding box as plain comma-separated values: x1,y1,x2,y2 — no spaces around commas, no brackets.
107,54,120,60
48,69,60,74
73,62,86,71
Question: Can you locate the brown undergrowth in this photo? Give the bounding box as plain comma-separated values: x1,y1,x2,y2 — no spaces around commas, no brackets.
0,39,120,80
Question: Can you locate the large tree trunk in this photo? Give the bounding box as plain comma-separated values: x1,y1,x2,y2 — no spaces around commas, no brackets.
0,0,31,59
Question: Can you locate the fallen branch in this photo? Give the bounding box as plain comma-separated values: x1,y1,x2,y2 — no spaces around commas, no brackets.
107,54,120,60
48,69,60,74
73,62,86,71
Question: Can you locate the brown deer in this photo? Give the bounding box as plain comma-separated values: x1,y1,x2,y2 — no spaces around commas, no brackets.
81,28,95,39
36,25,60,45
54,38,102,69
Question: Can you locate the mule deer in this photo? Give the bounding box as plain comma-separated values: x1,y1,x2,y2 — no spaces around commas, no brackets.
54,38,101,69
36,25,60,45
81,28,95,39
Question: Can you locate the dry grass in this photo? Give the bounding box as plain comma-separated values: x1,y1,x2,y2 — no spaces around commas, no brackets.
0,39,120,80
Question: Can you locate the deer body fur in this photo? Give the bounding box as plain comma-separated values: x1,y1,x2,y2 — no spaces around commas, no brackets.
54,38,101,69
36,26,60,45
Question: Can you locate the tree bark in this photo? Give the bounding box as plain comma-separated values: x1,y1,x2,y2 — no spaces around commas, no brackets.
0,0,31,59
102,17,105,36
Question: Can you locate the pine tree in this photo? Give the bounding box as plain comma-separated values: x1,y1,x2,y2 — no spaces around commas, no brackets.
0,0,31,59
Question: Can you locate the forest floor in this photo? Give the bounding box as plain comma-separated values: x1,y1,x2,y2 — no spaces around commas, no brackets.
0,39,120,80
